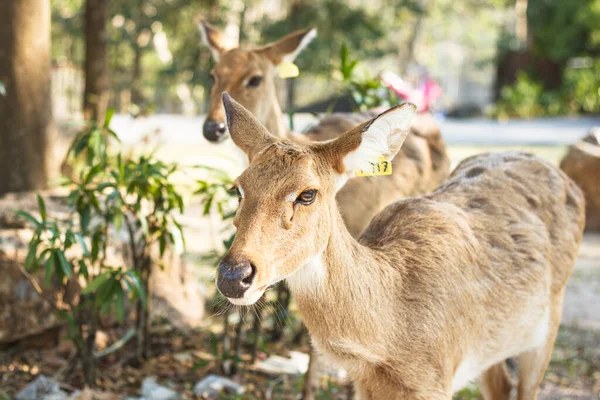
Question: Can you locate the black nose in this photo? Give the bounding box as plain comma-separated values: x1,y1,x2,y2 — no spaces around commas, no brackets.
203,119,228,142
217,258,256,298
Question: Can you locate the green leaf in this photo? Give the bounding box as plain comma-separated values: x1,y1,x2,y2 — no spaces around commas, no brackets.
115,285,125,322
25,238,41,270
103,108,115,128
64,229,74,250
203,196,214,216
96,182,115,191
223,233,235,250
14,210,41,228
78,260,89,280
139,214,149,236
74,233,89,257
82,271,111,295
72,133,90,157
36,195,47,221
159,234,167,257
113,209,124,232
98,275,119,305
223,210,237,220
56,251,73,278
45,252,57,286
91,230,101,262
84,164,103,185
106,128,121,142
125,270,146,307
172,219,186,252
80,206,91,232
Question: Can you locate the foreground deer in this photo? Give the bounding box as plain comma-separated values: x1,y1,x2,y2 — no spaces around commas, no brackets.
198,21,450,236
216,93,585,400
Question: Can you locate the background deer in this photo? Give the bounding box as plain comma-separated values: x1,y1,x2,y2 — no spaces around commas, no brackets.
216,93,585,400
198,21,450,236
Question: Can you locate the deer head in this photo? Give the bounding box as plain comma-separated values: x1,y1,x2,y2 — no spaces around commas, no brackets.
216,93,416,305
198,21,316,142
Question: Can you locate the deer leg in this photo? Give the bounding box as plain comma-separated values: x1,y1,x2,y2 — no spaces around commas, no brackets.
480,361,512,400
517,297,563,400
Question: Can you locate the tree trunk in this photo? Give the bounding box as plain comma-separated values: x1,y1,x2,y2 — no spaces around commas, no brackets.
0,0,55,195
515,0,529,49
399,0,426,75
77,297,98,386
131,44,144,106
136,253,151,361
83,0,109,122
131,0,145,107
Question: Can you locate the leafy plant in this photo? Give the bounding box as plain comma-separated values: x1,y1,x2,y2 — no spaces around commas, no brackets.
564,59,600,114
334,43,395,112
494,61,600,119
16,109,185,385
493,72,544,119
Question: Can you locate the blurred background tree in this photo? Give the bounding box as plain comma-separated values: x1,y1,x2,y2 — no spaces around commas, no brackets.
0,0,55,195
47,0,599,121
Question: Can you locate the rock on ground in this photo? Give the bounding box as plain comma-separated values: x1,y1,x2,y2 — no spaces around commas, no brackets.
141,377,181,400
15,375,67,400
193,375,245,398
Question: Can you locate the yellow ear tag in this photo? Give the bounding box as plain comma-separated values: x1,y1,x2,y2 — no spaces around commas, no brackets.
355,157,393,177
278,61,300,79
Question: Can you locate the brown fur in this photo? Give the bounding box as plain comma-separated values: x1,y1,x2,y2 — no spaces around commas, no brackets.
200,22,451,236
219,95,585,400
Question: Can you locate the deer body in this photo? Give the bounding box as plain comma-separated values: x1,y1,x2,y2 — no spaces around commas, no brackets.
199,22,450,236
217,95,585,399
290,152,583,399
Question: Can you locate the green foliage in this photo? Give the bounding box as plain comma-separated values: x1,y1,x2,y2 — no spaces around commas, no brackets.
260,0,393,74
494,61,600,119
333,44,396,112
195,166,237,254
494,72,544,119
16,108,186,384
527,0,600,62
495,0,600,118
564,59,600,114
453,385,482,400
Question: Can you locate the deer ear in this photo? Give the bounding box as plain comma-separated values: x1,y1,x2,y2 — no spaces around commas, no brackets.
222,93,277,161
198,21,233,61
258,28,317,65
320,103,417,180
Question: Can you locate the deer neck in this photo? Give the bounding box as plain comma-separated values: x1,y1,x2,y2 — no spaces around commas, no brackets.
261,91,292,140
287,202,400,353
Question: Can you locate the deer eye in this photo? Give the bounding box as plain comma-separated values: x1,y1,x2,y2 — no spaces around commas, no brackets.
247,75,263,88
210,73,217,83
295,189,317,206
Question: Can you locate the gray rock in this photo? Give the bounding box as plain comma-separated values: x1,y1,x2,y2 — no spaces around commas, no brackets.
141,377,181,400
193,375,245,398
43,394,68,400
254,351,309,376
15,375,67,400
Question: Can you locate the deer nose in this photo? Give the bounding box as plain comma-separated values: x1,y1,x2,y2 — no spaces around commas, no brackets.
217,258,256,298
203,119,228,142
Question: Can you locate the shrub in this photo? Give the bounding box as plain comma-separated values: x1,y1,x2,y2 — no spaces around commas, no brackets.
16,110,185,385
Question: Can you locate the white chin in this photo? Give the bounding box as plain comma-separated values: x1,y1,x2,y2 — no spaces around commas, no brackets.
227,289,265,306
